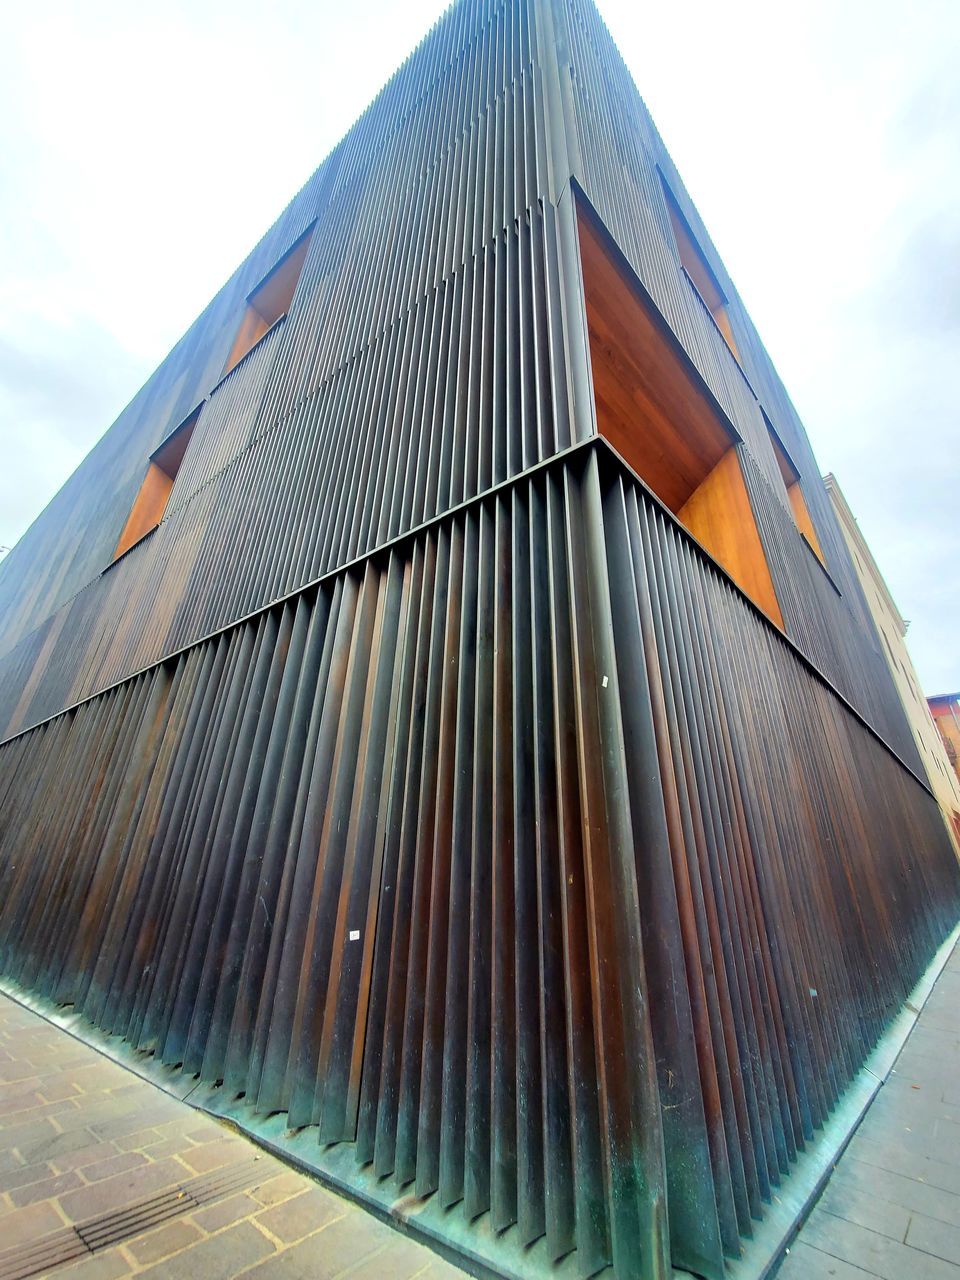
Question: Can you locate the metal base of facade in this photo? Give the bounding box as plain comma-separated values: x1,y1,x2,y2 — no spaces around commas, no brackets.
711,919,960,1280
4,916,959,1280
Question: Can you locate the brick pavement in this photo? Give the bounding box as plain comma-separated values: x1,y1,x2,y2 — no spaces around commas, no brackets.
0,995,466,1280
778,939,960,1279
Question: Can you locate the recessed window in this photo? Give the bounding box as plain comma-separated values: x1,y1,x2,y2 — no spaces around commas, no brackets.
660,177,740,362
763,414,825,566
577,199,783,628
224,224,314,375
113,408,199,560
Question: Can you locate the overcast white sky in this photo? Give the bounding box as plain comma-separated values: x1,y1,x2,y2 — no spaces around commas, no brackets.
0,0,957,691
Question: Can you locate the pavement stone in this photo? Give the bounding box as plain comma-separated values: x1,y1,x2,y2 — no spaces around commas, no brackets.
81,1151,151,1183
907,1215,960,1268
135,1221,276,1279
0,991,463,1278
176,1136,251,1174
254,1187,348,1243
54,1252,131,1280
8,1167,84,1207
801,1208,960,1279
57,1156,191,1223
1,1157,59,1192
249,1171,310,1206
831,1157,960,1228
190,1191,261,1233
2,1197,67,1249
20,1125,102,1165
2,1114,60,1154
125,1219,204,1265
781,937,960,1278
777,1240,878,1278
342,1235,439,1280
240,1216,385,1280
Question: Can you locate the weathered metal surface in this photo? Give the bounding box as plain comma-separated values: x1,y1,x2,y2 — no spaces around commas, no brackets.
0,3,957,1277
0,0,920,775
1,448,958,1280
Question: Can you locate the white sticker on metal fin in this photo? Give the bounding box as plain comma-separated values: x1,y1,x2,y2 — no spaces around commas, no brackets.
349,929,360,941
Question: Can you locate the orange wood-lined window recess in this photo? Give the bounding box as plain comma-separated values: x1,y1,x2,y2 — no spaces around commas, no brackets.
577,200,783,628
113,409,199,561
661,178,741,363
224,225,314,375
764,415,826,566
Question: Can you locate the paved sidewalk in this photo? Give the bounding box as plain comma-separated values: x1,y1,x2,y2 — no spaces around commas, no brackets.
779,938,960,1279
0,994,465,1280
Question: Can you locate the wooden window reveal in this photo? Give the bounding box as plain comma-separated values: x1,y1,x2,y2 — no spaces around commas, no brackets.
578,202,783,628
224,226,314,375
661,179,740,362
765,417,825,565
113,410,198,560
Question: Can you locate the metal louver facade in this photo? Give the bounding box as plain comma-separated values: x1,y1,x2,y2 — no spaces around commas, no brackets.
0,4,957,1279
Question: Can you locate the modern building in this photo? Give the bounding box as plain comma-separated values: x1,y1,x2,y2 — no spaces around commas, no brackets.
930,694,960,788
825,474,960,855
0,3,958,1278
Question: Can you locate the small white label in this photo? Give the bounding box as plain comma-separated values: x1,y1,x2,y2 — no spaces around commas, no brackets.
601,675,609,688
349,929,360,941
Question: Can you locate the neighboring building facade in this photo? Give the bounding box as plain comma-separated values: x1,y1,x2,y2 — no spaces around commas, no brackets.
0,4,958,1279
930,694,960,787
826,474,960,855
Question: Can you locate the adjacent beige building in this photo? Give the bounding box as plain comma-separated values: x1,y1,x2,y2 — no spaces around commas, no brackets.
825,474,960,855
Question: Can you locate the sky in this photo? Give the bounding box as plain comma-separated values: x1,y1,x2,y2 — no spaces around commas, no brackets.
0,0,957,691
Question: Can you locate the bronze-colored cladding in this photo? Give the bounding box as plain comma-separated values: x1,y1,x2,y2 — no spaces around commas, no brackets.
0,1,957,1277
1,450,958,1280
0,0,922,779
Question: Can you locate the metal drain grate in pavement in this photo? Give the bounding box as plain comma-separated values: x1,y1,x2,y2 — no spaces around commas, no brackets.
0,1159,263,1280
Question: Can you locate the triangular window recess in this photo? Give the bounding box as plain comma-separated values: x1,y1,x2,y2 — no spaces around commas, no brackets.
763,412,826,565
660,175,741,362
577,196,783,629
224,224,315,374
112,406,200,561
